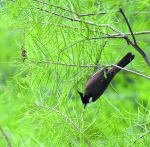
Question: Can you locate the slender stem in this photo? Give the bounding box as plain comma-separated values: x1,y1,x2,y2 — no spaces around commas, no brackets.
0,126,12,147
119,8,137,44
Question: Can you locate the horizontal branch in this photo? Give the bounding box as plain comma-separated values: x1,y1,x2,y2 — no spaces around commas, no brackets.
34,61,150,80
112,65,150,80
33,5,150,66
34,0,150,17
41,22,150,36
35,61,102,68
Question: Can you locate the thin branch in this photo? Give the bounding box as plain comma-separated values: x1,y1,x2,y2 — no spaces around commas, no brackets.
79,12,107,16
36,6,149,39
132,11,150,15
60,31,150,52
0,126,12,147
34,105,92,147
129,130,150,146
34,0,150,17
34,61,150,80
34,7,118,28
21,32,27,62
41,21,150,35
109,30,150,36
119,8,137,44
34,6,150,66
34,0,108,17
41,22,102,33
35,7,75,21
112,65,150,80
60,38,85,52
117,9,150,66
123,36,150,66
34,61,102,68
34,0,77,15
60,36,122,52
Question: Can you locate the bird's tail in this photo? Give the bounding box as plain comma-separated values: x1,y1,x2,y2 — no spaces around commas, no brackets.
109,52,135,73
117,52,135,68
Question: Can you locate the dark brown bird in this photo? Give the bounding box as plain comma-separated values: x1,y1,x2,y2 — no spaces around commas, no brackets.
78,52,135,108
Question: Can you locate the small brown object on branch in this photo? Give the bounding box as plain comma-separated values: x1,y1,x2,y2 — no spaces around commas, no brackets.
21,49,27,62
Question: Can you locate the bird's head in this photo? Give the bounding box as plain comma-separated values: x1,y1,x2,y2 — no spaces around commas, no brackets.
77,91,93,108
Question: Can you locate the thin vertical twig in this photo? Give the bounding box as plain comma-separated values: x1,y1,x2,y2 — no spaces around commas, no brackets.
119,8,150,66
119,8,137,44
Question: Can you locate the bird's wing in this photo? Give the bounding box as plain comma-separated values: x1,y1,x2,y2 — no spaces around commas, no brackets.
86,69,104,91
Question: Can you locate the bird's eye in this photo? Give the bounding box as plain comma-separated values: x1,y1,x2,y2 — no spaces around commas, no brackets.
89,97,93,103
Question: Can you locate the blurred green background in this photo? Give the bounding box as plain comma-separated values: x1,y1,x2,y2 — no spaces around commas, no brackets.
0,1,150,146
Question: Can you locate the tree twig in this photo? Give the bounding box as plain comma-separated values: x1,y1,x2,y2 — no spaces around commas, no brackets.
119,8,137,44
34,61,150,80
132,11,150,15
129,130,150,146
0,126,12,147
119,8,150,67
34,0,107,16
41,21,150,35
33,5,150,66
112,64,150,80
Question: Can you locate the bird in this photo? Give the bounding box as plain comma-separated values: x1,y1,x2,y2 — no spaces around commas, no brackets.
78,52,135,108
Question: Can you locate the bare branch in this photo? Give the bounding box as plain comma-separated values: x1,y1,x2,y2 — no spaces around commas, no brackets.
41,22,102,33
34,0,108,17
0,126,12,147
119,8,137,44
34,61,150,80
33,5,150,66
129,130,150,146
34,0,77,15
119,8,150,66
35,61,102,68
36,7,75,21
34,0,149,17
60,39,85,52
132,11,150,14
112,65,150,80
109,30,150,36
41,22,150,35
79,12,107,16
60,35,123,52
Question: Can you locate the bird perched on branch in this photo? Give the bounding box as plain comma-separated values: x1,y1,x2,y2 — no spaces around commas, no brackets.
78,52,135,108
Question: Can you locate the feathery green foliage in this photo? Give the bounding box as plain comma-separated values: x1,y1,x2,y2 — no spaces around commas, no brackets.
1,0,150,146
